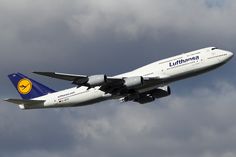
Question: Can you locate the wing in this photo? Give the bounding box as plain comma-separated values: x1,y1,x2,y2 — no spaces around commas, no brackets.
33,72,87,81
33,71,169,104
33,71,165,91
120,85,171,104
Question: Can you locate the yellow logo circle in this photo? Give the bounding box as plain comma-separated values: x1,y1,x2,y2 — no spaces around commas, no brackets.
17,78,32,94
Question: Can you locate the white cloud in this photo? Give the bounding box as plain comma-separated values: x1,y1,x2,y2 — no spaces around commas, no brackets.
1,0,236,40
0,1,235,156
52,80,236,157
1,81,236,157
65,0,236,39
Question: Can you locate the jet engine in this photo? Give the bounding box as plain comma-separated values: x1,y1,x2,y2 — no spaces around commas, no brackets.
150,86,171,98
134,95,155,104
72,75,107,87
124,76,143,89
86,75,107,87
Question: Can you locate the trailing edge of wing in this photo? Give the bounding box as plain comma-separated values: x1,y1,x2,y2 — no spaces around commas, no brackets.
33,72,87,81
33,71,124,85
33,71,168,94
4,98,45,105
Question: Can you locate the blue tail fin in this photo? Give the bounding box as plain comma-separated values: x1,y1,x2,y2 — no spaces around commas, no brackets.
8,73,56,100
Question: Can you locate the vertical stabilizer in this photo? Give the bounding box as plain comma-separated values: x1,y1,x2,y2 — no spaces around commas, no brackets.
8,73,56,99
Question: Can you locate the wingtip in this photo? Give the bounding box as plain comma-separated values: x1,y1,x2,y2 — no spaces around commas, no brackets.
32,71,41,74
33,71,55,75
33,71,46,74
2,98,10,102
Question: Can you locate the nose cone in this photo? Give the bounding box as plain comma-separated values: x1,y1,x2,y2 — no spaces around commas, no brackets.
218,50,234,63
227,51,234,59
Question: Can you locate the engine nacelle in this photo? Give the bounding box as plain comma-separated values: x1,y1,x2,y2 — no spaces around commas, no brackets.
134,95,155,104
124,76,143,89
123,93,140,102
87,75,107,87
151,86,171,98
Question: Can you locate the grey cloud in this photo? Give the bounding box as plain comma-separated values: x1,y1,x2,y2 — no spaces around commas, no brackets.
66,0,236,38
67,81,236,157
1,80,236,157
0,106,76,155
0,1,236,157
0,0,235,76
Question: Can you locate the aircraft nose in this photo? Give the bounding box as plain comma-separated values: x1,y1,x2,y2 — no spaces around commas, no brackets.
227,51,234,59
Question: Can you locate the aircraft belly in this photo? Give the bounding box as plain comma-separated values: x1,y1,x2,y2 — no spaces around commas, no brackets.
164,61,225,84
59,89,112,107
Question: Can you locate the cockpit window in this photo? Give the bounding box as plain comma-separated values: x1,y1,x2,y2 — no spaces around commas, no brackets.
211,47,218,50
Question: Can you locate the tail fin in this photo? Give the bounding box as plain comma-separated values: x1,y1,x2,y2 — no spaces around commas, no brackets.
8,73,56,99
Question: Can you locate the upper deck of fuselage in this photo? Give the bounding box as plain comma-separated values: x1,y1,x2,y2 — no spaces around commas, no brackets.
115,47,213,78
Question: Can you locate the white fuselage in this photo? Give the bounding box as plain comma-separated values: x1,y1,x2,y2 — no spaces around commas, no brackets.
22,47,233,109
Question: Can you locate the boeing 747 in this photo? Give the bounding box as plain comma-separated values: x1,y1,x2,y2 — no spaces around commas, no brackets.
4,47,233,109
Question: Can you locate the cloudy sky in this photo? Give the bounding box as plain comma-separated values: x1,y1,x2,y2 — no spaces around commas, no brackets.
0,0,236,157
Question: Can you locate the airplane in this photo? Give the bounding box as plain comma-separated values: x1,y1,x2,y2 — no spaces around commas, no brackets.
4,47,234,110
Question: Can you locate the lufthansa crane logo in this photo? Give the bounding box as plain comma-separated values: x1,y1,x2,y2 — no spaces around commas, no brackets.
17,78,32,94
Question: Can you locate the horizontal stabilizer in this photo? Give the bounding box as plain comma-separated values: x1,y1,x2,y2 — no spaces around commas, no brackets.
4,98,45,105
